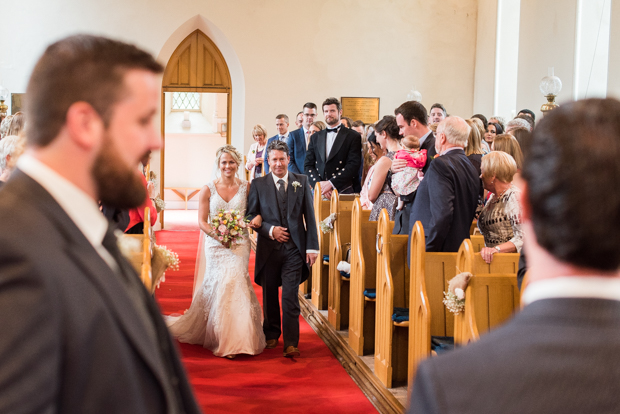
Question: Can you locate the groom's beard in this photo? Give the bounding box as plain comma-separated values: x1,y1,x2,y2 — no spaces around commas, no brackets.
92,133,147,208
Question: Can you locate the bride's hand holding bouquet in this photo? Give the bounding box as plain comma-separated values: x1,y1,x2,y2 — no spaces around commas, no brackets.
210,209,250,248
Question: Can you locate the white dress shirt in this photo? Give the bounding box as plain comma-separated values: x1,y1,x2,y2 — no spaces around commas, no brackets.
17,154,118,270
278,132,290,141
325,123,341,158
267,172,318,254
522,276,620,306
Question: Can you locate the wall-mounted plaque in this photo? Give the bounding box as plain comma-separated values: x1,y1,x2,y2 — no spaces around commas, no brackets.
11,93,25,114
341,97,380,124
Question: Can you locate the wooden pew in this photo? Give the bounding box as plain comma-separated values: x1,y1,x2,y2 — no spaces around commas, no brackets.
374,209,410,388
407,221,459,390
327,189,358,330
311,182,331,310
470,234,486,252
454,239,520,345
348,198,377,355
123,207,153,292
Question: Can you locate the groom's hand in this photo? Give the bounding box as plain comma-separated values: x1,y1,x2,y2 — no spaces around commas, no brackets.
306,253,318,266
272,226,290,243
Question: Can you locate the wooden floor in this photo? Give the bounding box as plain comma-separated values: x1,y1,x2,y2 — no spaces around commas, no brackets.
299,295,408,414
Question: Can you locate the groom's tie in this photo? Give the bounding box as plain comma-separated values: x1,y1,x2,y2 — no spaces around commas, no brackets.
277,179,286,202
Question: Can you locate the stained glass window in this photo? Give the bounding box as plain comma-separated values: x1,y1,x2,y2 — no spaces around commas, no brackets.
172,92,200,110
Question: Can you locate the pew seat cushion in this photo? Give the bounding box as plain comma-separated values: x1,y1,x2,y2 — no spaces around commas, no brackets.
392,307,409,323
363,289,376,299
323,254,329,262
431,336,455,354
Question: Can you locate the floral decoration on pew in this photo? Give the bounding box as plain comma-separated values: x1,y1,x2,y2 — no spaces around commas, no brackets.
443,271,473,315
153,196,166,213
210,209,250,248
337,261,351,278
152,244,180,289
320,213,337,234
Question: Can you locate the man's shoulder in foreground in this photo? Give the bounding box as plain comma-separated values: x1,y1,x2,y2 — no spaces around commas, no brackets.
410,298,620,414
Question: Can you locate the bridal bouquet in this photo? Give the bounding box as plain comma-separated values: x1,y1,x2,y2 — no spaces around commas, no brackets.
211,209,250,248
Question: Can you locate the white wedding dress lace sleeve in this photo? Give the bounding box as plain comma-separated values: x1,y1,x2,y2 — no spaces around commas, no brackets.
166,179,266,357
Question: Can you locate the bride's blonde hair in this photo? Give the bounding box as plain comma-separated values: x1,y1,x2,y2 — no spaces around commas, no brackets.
216,145,243,168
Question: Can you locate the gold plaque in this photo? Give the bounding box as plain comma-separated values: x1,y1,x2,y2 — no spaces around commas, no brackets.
341,97,380,124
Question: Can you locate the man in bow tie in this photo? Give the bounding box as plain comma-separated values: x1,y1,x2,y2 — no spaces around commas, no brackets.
304,97,362,199
264,114,290,174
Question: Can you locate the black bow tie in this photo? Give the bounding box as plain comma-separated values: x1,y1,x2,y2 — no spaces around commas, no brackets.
326,126,341,133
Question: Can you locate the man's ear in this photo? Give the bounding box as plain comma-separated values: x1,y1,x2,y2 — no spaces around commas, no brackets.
65,101,104,150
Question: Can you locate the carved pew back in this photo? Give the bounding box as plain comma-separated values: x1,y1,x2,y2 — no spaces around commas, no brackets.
311,182,331,310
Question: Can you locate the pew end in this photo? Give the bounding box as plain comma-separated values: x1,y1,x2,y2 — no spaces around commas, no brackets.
312,182,331,310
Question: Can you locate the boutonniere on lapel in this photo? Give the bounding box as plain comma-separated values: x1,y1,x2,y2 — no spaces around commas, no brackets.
292,181,302,192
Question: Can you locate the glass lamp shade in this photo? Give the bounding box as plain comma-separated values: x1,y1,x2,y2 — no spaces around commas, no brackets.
0,85,9,101
407,88,422,102
539,68,562,96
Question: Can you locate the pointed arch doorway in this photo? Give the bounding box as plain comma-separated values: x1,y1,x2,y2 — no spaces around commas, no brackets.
160,29,232,228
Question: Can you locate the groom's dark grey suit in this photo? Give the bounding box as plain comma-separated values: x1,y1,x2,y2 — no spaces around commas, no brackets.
247,171,318,348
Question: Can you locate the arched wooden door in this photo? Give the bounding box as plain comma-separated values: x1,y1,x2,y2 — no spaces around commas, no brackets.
160,30,232,227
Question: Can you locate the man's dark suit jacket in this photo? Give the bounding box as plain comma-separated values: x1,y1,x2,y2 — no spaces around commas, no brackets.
408,148,480,252
393,131,438,234
304,126,362,193
410,298,620,414
287,128,306,174
247,172,319,286
0,171,201,414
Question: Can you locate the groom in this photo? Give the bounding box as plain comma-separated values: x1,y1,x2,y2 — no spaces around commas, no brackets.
248,140,319,357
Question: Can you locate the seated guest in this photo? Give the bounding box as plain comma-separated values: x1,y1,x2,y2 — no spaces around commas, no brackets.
508,126,530,148
470,117,491,154
493,133,524,170
359,132,384,210
410,98,620,414
0,135,24,185
368,116,400,221
477,151,523,264
484,121,503,145
245,124,268,181
465,119,485,175
409,116,480,252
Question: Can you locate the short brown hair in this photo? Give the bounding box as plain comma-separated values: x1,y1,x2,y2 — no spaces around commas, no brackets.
322,97,341,111
394,101,428,126
25,34,163,147
276,114,289,123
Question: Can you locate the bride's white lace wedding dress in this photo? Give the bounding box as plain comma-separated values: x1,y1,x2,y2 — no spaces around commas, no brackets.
166,180,266,357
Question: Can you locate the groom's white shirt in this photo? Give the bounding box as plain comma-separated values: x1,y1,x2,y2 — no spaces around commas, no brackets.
267,172,318,254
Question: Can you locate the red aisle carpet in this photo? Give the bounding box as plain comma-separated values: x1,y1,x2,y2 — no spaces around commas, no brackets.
155,229,378,414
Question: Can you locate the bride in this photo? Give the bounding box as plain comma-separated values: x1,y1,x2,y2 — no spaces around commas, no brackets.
166,145,266,359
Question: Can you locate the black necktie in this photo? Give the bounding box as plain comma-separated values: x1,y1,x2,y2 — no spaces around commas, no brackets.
277,179,286,202
326,126,340,133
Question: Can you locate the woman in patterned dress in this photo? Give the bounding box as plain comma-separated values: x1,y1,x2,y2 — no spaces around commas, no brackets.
368,115,401,221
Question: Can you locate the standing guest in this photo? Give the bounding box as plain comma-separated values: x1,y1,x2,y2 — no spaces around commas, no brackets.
506,117,532,133
287,102,317,174
7,111,25,137
484,121,503,145
368,116,400,221
0,34,201,414
508,126,531,148
477,151,523,264
309,120,326,135
470,117,491,154
409,117,481,252
0,114,13,139
465,119,485,175
360,132,383,210
429,103,447,125
341,117,352,128
245,124,268,181
352,120,365,140
391,100,437,234
125,151,158,234
471,113,488,131
0,135,22,184
493,134,524,170
489,115,506,131
410,98,620,414
517,108,536,122
304,97,362,199
295,111,303,128
263,114,290,174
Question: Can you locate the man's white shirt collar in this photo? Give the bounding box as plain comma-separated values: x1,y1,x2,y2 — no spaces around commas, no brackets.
16,154,116,269
271,171,289,187
522,276,620,305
